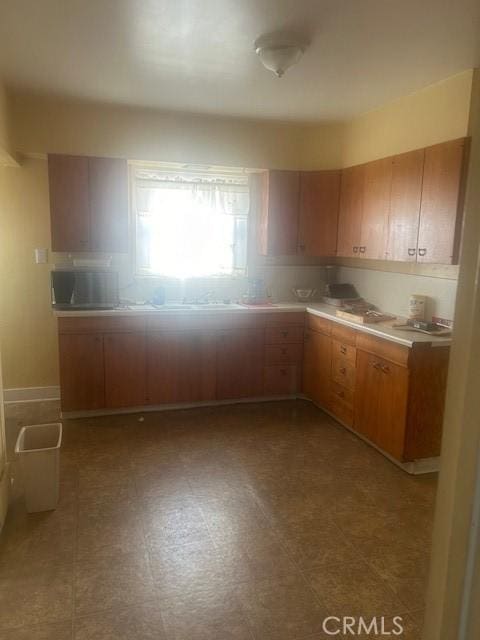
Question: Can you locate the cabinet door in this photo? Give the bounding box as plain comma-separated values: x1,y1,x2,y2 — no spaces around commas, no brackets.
417,138,467,264
58,333,104,411
303,329,331,409
264,170,300,256
387,149,425,262
297,171,340,256
354,350,380,442
48,154,90,251
88,157,129,252
104,333,146,408
147,332,216,404
361,157,392,259
337,165,364,257
216,329,264,399
355,351,408,460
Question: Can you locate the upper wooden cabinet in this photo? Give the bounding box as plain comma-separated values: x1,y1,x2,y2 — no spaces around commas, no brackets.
48,154,129,253
337,165,364,257
361,157,393,259
297,170,341,257
48,155,90,252
386,149,425,262
258,170,300,256
417,138,468,264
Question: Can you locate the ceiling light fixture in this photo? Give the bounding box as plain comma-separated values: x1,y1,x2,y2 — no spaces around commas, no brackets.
254,34,306,78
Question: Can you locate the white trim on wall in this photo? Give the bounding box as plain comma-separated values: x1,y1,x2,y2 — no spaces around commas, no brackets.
3,386,60,404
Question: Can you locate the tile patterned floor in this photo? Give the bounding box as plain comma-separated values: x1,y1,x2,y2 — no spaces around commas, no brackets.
0,400,436,639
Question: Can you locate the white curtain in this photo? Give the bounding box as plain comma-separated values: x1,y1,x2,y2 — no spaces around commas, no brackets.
135,174,249,279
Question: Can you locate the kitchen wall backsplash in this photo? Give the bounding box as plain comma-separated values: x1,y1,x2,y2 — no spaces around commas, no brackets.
337,266,458,321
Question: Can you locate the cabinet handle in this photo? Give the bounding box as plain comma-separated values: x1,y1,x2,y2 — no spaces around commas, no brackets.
298,244,306,252
340,345,347,355
281,331,288,338
353,246,359,253
372,361,381,369
381,365,390,374
408,248,416,256
418,248,427,256
337,390,345,399
339,366,347,374
359,246,366,253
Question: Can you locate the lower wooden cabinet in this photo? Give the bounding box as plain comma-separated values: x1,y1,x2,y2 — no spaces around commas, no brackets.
104,333,146,408
264,365,300,395
147,332,216,404
355,350,408,459
216,329,265,399
58,333,105,411
303,328,331,410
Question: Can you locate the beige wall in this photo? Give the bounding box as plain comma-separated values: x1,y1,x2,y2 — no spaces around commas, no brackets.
0,70,475,389
0,81,18,166
10,92,343,171
338,70,473,167
0,158,59,388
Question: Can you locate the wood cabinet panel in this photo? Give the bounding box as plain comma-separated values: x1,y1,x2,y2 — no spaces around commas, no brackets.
361,157,392,259
417,138,467,264
306,314,332,336
356,333,409,367
297,171,340,256
264,343,303,364
265,326,304,344
216,329,264,399
332,339,356,364
48,155,90,252
303,329,331,409
260,170,300,256
330,394,354,427
337,165,364,257
331,357,356,391
331,323,357,346
264,365,300,395
58,333,105,411
147,332,216,404
387,149,425,262
355,351,408,460
330,381,354,407
58,316,146,335
104,333,146,408
88,157,129,252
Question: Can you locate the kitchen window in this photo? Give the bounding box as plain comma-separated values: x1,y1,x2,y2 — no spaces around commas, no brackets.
133,166,250,278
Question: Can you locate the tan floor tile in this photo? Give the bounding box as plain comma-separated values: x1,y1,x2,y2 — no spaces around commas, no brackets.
143,501,211,549
235,574,326,640
0,620,73,640
133,466,193,501
160,587,253,640
74,602,166,640
74,549,156,616
306,560,406,619
76,510,146,560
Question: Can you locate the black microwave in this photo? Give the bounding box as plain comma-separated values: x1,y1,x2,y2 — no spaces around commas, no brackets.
51,270,119,310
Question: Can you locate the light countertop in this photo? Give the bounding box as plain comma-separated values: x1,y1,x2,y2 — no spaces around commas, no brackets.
54,301,452,348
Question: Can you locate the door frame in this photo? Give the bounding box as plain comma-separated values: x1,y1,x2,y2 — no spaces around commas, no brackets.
423,67,480,639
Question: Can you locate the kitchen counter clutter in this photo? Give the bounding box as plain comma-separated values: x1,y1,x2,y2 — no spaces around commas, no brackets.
56,303,450,472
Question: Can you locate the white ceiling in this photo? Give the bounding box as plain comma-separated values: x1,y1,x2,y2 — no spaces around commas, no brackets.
0,0,479,122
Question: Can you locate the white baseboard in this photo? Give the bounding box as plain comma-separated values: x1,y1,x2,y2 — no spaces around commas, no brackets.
3,386,60,404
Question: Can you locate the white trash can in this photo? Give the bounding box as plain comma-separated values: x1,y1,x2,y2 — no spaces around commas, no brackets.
15,422,62,513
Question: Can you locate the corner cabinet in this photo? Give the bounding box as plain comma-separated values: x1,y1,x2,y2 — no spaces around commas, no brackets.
302,314,450,463
48,154,129,253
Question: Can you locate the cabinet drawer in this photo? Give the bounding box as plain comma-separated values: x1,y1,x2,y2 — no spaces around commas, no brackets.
265,312,305,326
331,323,357,346
264,365,300,395
332,339,356,364
356,333,410,367
265,343,303,364
330,381,354,407
330,395,354,427
58,316,146,334
306,313,332,336
265,326,304,344
332,357,356,390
